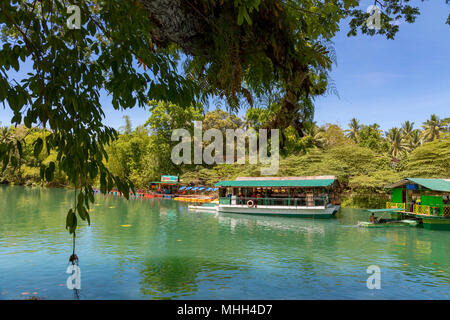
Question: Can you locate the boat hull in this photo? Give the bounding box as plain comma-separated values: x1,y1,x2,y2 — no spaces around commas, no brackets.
217,204,339,218
188,205,218,212
422,217,450,231
391,211,450,231
358,220,418,228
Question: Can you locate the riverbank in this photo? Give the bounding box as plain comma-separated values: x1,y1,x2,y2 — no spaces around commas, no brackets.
0,181,391,209
341,193,390,209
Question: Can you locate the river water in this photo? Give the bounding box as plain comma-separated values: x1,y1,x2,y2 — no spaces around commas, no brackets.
0,185,448,300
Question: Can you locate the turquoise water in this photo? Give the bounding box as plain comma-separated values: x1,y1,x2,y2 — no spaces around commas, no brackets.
0,185,449,300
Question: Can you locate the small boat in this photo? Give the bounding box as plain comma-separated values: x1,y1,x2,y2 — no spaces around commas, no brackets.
357,219,418,228
360,208,418,228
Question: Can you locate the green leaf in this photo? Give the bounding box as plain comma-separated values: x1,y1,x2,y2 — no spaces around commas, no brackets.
16,140,23,158
1,154,9,172
45,161,55,181
77,202,88,221
66,209,77,234
40,165,46,180
33,138,43,158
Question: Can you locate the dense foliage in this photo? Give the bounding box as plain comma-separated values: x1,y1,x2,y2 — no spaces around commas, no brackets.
1,1,449,233
2,111,448,208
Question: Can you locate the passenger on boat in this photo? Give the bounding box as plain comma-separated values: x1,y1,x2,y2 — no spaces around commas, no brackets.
370,213,378,224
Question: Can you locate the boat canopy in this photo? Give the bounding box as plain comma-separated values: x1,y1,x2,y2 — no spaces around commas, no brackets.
386,178,450,192
366,208,403,213
215,177,336,188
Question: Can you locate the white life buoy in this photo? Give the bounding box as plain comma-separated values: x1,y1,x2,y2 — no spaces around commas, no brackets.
247,200,254,208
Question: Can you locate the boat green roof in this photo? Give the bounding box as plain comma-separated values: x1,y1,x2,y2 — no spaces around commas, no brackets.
387,178,450,192
215,179,335,188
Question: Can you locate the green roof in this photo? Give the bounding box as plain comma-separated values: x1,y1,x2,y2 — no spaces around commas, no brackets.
215,179,335,188
150,181,179,184
386,178,450,192
406,178,450,192
366,208,403,213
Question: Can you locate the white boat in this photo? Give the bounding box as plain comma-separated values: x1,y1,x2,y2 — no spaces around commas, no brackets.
217,203,339,217
214,176,341,218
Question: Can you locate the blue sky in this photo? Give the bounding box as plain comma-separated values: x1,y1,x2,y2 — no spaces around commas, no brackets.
313,0,450,131
1,1,449,132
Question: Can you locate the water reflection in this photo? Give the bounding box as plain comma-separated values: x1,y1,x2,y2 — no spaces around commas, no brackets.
138,257,243,299
0,186,449,300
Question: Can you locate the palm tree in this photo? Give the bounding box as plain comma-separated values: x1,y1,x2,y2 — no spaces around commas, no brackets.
0,126,12,144
406,129,422,150
401,121,414,139
422,114,442,142
303,122,326,148
345,118,360,142
386,127,407,159
369,123,382,133
441,117,450,133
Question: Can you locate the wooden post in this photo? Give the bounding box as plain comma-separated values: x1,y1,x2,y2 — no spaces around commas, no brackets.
288,188,290,206
307,189,314,207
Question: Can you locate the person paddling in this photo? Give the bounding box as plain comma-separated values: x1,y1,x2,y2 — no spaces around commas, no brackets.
369,213,378,224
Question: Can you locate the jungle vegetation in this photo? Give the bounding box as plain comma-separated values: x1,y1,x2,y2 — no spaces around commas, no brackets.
1,109,448,207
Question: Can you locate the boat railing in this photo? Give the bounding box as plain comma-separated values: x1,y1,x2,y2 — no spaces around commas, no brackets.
444,205,450,217
386,202,405,209
413,204,447,216
387,201,449,216
412,204,431,215
220,196,328,207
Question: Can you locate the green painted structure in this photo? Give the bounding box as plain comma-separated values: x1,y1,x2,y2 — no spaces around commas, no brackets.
391,188,403,203
386,178,450,230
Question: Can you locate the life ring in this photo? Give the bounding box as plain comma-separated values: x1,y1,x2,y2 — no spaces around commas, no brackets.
247,200,254,208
